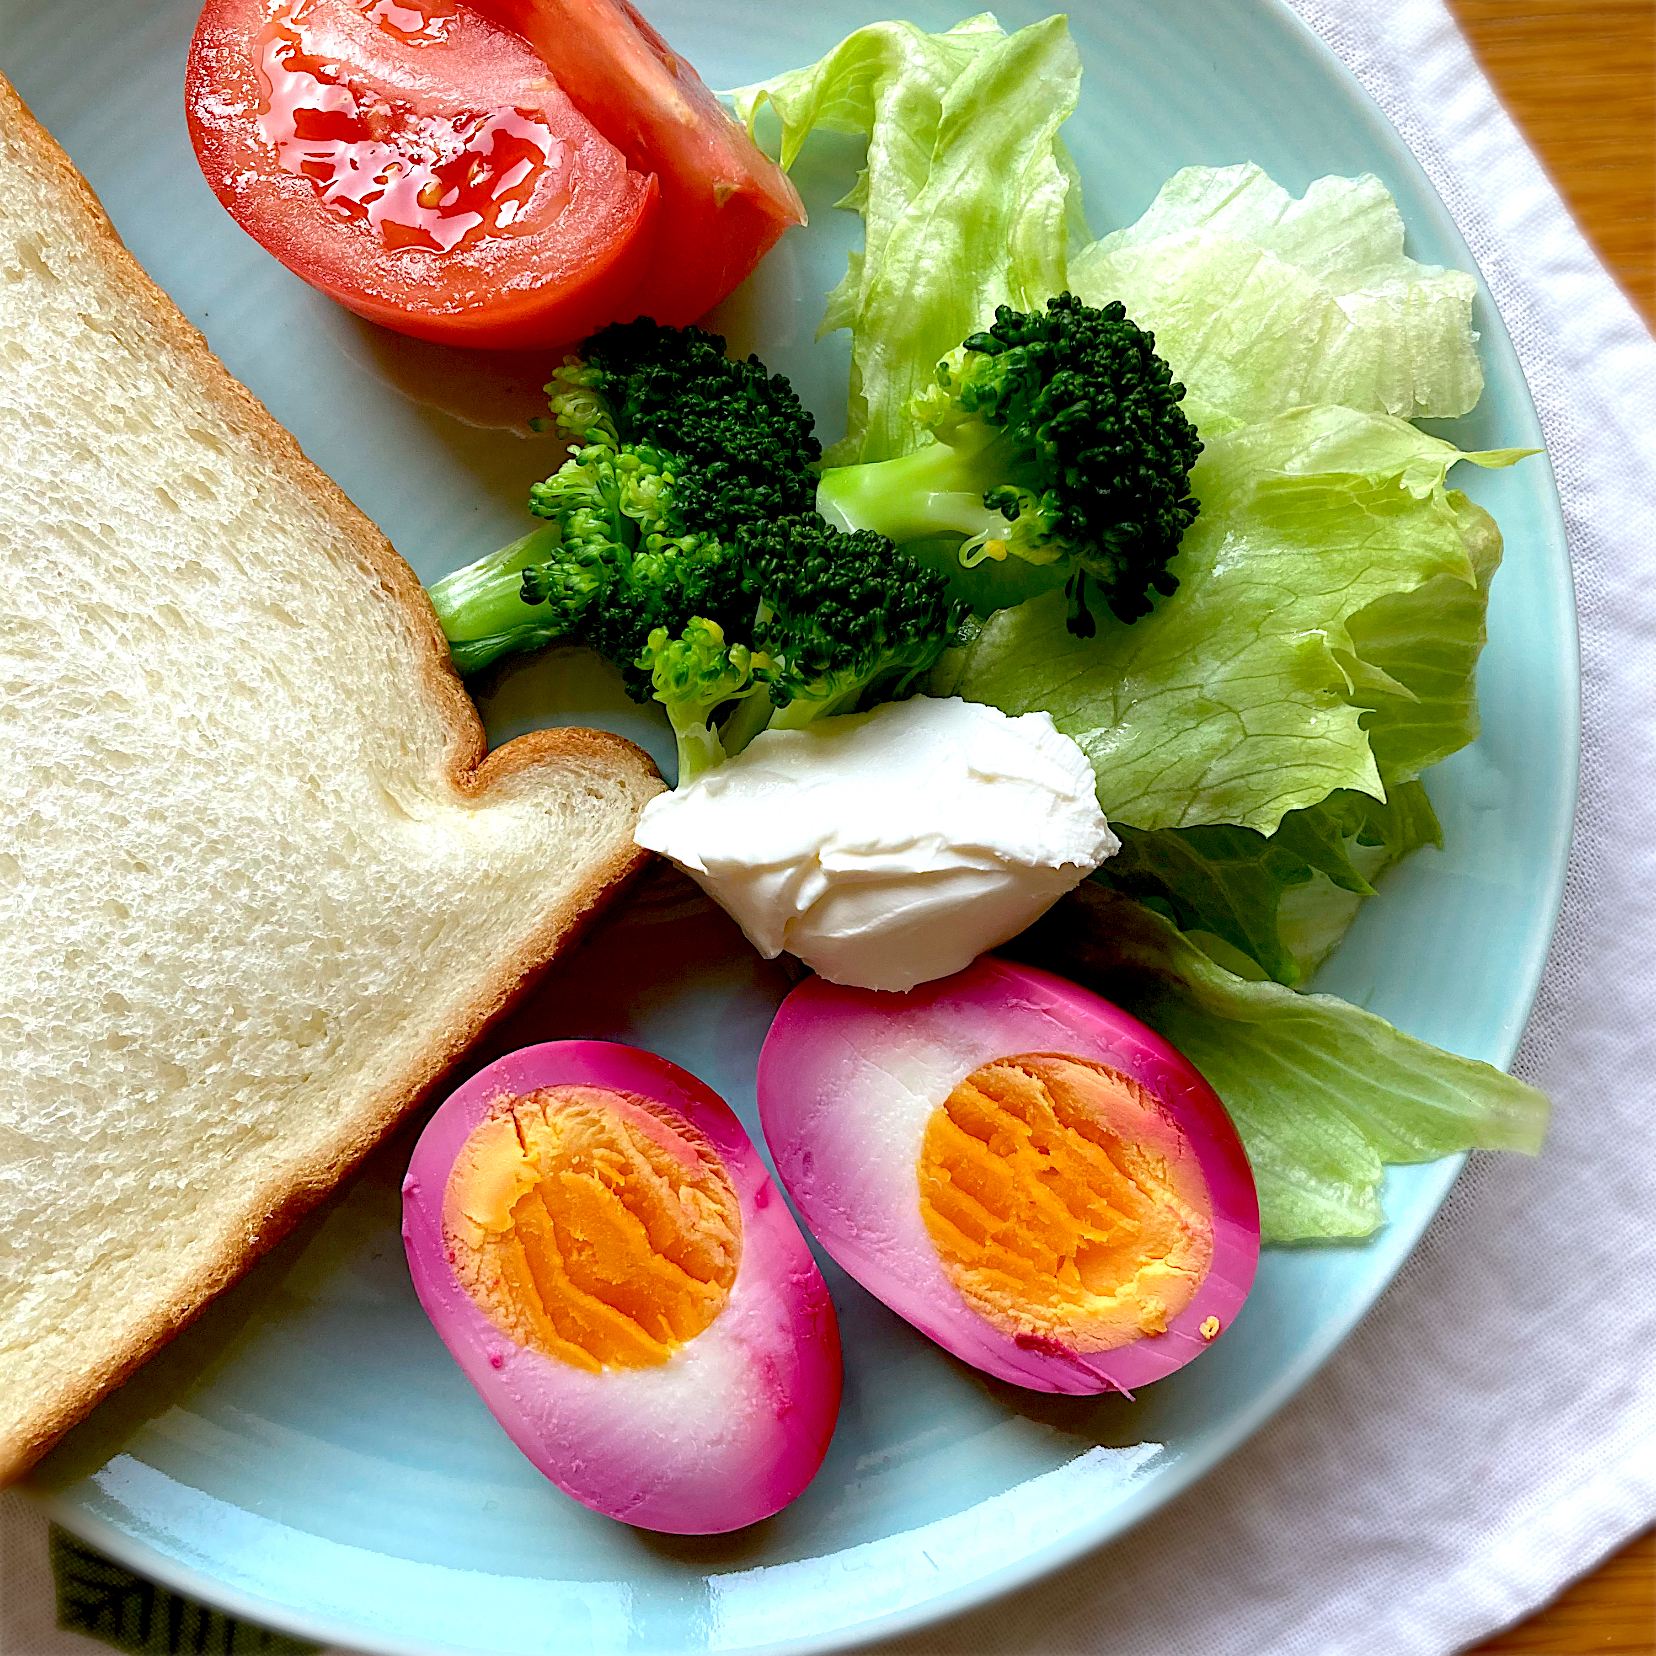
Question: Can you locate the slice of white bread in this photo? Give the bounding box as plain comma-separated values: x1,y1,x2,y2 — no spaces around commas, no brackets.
0,74,663,1483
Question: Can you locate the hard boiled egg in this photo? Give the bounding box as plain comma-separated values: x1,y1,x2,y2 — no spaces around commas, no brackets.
757,959,1259,1394
402,1041,841,1532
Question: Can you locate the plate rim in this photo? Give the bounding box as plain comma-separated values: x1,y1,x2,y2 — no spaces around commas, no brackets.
29,0,1581,1647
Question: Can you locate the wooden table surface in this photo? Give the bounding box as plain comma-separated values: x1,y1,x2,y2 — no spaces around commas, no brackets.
1440,4,1653,1652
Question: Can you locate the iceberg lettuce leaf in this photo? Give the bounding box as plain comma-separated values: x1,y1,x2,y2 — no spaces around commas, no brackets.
1347,491,1505,785
1089,491,1502,985
1070,163,1484,424
1009,885,1549,1240
1105,793,1374,987
1268,789,1441,981
954,406,1525,834
731,15,1082,463
1102,783,1442,987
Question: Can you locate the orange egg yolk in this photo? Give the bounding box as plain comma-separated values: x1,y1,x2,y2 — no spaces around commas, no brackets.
918,1054,1214,1351
442,1086,742,1373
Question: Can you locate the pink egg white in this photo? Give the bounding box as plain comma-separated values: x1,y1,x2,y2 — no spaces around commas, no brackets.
757,959,1259,1395
402,1040,842,1533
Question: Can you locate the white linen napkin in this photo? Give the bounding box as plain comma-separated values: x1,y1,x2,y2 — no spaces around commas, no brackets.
4,2,1652,1654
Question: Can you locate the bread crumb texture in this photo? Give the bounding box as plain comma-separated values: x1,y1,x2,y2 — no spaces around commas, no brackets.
0,79,661,1479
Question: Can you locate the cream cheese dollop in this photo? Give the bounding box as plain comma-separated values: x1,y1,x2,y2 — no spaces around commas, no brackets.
633,696,1119,992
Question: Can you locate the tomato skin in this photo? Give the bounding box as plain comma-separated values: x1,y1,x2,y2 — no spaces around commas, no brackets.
465,0,806,326
185,0,661,349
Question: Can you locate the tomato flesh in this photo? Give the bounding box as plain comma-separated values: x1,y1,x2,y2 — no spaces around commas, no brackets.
256,6,561,256
466,0,806,325
187,0,659,348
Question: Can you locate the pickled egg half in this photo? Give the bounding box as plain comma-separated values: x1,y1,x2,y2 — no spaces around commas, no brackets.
757,959,1259,1394
402,1041,841,1532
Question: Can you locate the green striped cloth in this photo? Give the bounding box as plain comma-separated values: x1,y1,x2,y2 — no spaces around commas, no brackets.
49,1527,319,1656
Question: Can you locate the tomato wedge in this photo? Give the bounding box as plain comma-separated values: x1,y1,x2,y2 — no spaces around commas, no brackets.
186,0,659,348
465,0,806,325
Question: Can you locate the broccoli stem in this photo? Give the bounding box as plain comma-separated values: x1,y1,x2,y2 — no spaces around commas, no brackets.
766,684,864,730
428,527,567,676
816,436,1009,546
717,688,778,758
667,704,728,786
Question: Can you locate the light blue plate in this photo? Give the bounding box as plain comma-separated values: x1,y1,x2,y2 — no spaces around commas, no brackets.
5,0,1576,1650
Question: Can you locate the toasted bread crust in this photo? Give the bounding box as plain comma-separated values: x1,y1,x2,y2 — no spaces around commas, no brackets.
0,74,664,1484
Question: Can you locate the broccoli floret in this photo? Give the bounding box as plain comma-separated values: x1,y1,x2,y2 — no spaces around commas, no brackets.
638,519,973,777
524,434,752,695
738,517,974,732
816,293,1203,634
547,318,822,531
430,326,969,788
431,320,821,685
637,617,773,785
